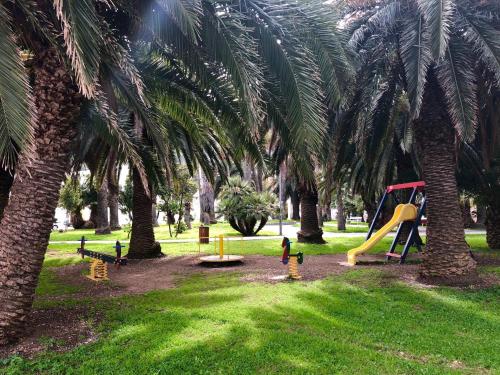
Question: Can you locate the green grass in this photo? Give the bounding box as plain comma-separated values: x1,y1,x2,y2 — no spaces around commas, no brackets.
322,223,370,233
2,269,499,374
49,222,276,242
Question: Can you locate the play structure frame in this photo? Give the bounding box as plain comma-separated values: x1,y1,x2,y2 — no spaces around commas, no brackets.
367,181,426,263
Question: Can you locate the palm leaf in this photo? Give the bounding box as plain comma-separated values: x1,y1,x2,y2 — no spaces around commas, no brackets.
437,37,478,142
0,3,34,169
400,15,433,120
53,0,104,98
459,7,500,86
348,1,401,49
154,0,202,44
200,3,264,129
416,0,455,60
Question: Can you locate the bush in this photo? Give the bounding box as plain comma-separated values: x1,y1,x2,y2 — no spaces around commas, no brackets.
218,177,278,236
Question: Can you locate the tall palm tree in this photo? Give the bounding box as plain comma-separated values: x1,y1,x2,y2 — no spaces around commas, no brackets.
0,0,147,345
258,0,354,242
344,0,500,283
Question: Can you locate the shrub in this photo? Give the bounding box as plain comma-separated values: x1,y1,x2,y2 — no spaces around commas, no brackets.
218,177,278,236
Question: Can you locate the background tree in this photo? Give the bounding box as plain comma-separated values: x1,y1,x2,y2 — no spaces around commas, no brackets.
218,177,278,236
158,167,197,237
119,174,134,223
58,176,85,229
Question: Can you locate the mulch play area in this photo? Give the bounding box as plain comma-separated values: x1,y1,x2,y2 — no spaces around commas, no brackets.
1,253,498,359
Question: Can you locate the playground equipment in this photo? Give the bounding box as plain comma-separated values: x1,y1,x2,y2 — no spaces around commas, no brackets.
346,181,426,266
77,236,127,281
199,234,244,265
281,237,304,279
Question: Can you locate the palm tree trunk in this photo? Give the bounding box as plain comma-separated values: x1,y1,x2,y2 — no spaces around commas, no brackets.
184,201,192,229
107,152,121,230
297,184,325,243
461,197,474,229
475,203,486,226
279,162,288,220
0,168,13,221
317,203,323,228
70,211,85,229
336,191,346,231
291,189,300,220
199,167,215,225
127,168,161,259
88,204,98,228
94,175,111,235
0,48,81,344
151,187,159,227
415,71,476,284
486,200,500,249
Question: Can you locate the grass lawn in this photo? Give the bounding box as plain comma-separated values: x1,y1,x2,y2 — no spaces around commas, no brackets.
3,267,499,374
49,222,277,242
2,234,498,374
322,223,370,233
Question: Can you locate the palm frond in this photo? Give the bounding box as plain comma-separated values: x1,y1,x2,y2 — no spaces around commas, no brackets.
458,6,500,86
200,3,264,129
256,22,327,158
0,3,34,169
416,0,454,60
53,0,104,98
155,0,202,44
437,37,478,141
400,14,433,120
348,1,401,49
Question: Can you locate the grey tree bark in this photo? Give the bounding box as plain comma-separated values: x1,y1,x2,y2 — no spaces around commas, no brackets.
336,191,346,231
94,175,110,235
199,167,215,225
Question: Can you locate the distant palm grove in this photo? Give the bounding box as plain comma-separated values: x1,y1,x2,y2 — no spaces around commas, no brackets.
0,0,498,352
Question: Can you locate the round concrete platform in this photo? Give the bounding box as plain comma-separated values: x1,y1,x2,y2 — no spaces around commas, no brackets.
199,255,244,265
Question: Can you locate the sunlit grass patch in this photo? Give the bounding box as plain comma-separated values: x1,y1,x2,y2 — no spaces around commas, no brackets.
5,269,499,374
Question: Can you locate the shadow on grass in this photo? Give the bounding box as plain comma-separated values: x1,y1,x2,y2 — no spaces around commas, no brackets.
5,269,499,374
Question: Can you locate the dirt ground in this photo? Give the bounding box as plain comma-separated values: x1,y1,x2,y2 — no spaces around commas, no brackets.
1,253,498,359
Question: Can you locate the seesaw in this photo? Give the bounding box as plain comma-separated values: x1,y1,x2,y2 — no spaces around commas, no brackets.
77,236,127,281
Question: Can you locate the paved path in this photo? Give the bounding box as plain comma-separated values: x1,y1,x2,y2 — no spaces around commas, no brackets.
48,224,485,245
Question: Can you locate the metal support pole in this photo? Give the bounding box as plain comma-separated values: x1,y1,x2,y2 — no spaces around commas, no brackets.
366,191,389,240
386,187,419,258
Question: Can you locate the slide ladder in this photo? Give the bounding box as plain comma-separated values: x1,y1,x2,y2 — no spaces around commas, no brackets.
346,204,418,266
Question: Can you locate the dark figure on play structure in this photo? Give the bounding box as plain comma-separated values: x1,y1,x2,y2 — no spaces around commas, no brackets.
281,237,304,280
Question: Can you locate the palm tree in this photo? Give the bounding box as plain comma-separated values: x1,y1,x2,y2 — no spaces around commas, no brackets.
257,0,353,242
344,0,500,283
0,1,148,344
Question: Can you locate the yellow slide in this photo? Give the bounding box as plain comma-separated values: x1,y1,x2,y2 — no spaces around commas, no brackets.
346,204,418,266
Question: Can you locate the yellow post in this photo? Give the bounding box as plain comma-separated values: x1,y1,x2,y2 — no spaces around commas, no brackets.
219,234,224,259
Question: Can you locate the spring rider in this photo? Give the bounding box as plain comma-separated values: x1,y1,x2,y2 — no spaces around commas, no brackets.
281,237,303,280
